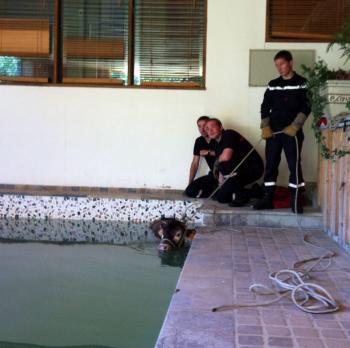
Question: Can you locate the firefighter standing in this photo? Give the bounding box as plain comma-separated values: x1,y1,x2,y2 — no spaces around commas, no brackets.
253,50,311,214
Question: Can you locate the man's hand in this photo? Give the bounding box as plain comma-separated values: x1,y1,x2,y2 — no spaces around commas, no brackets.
283,124,299,137
261,126,273,140
283,112,306,137
199,149,209,156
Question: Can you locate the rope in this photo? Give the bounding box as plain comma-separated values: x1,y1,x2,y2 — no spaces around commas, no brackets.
212,134,340,314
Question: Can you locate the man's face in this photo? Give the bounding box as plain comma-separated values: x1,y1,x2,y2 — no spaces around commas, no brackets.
197,120,208,137
274,58,293,78
205,120,222,140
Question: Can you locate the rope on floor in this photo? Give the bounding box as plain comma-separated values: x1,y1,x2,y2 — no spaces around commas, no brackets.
212,234,338,314
212,136,340,314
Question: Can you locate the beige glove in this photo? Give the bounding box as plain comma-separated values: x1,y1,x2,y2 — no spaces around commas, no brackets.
260,117,273,140
283,124,299,137
284,112,307,137
261,126,273,140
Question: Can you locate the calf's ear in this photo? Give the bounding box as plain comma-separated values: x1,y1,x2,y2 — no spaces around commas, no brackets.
149,220,164,239
186,229,196,240
150,219,166,231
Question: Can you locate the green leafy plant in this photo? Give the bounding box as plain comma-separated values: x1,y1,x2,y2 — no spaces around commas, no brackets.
302,60,350,160
327,16,350,63
301,16,350,161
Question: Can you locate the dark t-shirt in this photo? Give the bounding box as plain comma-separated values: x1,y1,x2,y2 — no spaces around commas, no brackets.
213,129,263,175
193,136,216,170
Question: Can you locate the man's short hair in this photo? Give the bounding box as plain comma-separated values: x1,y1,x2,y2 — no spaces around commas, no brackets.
197,115,210,123
274,50,293,62
207,118,222,127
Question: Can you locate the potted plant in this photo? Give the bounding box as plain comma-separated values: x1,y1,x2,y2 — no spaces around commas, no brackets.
302,17,350,160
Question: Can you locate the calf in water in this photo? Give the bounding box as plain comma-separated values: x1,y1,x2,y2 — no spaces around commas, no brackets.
150,217,195,252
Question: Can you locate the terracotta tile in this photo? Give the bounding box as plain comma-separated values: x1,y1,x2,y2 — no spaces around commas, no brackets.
265,326,291,337
321,329,347,339
292,327,320,338
238,335,264,346
267,336,294,347
314,320,341,329
237,315,261,325
324,339,350,348
296,338,326,348
341,321,350,330
237,325,263,335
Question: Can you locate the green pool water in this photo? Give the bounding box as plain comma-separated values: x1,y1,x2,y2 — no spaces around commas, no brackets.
0,221,186,348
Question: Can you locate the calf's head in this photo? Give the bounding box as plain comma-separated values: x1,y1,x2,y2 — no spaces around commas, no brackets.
150,218,192,252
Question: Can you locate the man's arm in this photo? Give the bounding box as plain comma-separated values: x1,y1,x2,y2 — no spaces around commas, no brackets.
291,84,311,128
284,82,311,137
261,87,273,126
188,155,200,184
219,148,233,162
199,149,216,157
260,86,274,139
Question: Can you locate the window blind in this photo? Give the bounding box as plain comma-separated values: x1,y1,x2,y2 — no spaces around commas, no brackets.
61,0,129,85
0,0,53,82
268,0,350,41
134,0,206,87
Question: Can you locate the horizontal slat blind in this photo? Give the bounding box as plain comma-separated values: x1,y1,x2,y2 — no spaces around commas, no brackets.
62,0,129,85
268,0,350,41
134,0,206,87
0,0,53,82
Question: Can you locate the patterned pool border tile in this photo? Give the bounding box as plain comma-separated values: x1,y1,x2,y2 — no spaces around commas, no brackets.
0,194,202,225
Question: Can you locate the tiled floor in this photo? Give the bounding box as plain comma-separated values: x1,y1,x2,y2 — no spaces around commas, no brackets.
200,202,322,229
156,227,350,348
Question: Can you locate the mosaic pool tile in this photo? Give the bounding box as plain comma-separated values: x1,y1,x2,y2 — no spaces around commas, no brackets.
0,194,202,224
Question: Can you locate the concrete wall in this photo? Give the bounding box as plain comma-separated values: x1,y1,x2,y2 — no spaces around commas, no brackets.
0,0,348,190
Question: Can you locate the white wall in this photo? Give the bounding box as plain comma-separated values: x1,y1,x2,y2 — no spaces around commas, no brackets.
0,0,348,189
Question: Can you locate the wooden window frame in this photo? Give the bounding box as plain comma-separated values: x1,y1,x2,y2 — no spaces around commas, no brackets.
265,0,343,43
0,0,207,90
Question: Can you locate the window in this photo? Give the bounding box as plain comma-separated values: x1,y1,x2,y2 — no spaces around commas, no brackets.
62,0,129,85
134,0,206,87
0,0,206,88
267,0,350,42
0,0,54,82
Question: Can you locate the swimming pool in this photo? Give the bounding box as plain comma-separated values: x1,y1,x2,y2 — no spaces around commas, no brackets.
0,218,188,348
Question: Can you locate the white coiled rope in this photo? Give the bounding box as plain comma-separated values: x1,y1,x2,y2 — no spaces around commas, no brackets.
213,246,338,313
201,134,340,314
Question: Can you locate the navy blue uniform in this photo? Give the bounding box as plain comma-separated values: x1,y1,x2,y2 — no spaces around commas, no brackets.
213,130,264,203
261,73,311,190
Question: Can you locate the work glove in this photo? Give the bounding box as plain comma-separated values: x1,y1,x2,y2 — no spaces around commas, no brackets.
261,126,273,140
284,112,307,137
283,124,299,137
260,117,273,140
